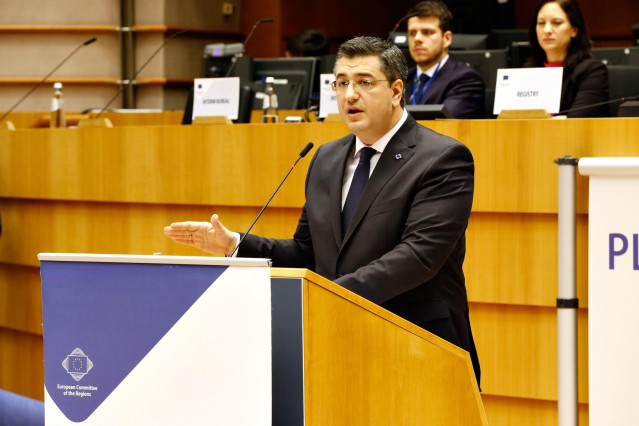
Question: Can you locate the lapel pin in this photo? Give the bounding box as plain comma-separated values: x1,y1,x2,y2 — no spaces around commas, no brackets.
395,154,402,160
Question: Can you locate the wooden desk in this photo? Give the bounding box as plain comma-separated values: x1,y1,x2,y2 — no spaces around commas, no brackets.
2,116,639,424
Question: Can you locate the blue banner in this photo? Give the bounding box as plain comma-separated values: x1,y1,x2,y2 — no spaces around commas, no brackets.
41,261,227,422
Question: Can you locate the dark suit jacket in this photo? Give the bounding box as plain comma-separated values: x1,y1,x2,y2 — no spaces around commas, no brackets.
561,57,609,117
406,58,486,119
239,114,481,385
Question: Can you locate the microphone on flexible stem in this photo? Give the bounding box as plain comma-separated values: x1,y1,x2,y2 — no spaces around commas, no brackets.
94,29,188,118
557,95,639,116
224,18,274,78
0,37,97,124
229,142,314,257
387,13,417,42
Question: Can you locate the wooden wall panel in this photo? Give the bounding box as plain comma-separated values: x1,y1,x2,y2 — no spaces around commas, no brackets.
0,0,120,25
0,327,44,400
465,212,589,307
470,303,588,403
0,264,42,335
482,395,589,425
0,199,301,268
3,116,638,423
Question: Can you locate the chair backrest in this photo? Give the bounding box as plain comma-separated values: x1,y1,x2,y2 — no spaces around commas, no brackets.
606,65,639,116
592,46,639,66
508,41,531,68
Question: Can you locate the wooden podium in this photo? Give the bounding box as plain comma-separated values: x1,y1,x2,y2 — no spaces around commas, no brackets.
39,253,485,425
272,268,487,425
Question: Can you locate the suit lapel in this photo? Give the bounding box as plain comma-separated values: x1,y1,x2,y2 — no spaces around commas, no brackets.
341,118,417,245
330,135,355,247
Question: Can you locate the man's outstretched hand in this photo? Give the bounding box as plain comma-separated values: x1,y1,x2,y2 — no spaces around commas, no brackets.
164,214,237,256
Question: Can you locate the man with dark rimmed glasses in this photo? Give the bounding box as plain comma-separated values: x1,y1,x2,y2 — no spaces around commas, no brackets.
165,36,481,387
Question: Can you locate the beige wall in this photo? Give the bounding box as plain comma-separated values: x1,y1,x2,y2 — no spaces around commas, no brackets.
0,0,243,114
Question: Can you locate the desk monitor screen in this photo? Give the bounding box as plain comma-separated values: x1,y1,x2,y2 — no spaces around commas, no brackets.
251,57,317,110
449,49,508,90
406,104,453,120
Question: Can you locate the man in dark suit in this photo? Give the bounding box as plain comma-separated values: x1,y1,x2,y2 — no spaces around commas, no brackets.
405,1,485,118
165,36,480,386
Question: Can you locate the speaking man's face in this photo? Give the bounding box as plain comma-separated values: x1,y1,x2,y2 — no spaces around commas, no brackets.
333,55,403,145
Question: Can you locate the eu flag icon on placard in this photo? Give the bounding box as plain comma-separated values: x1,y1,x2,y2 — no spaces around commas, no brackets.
69,356,88,373
62,348,94,381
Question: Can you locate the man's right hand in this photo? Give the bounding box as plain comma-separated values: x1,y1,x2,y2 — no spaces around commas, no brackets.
164,214,237,256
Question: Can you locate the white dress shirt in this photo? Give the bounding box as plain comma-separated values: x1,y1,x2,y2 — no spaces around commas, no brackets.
341,109,408,208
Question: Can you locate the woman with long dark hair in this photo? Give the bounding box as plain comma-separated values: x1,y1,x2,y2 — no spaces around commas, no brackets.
526,0,609,117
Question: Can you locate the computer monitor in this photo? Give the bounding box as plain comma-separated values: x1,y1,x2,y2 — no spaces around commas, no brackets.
202,56,254,84
251,57,317,110
449,49,508,90
487,29,528,49
406,104,453,120
449,33,488,51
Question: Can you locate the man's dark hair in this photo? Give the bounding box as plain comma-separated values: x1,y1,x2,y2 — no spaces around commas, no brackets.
406,0,454,33
334,36,408,107
286,29,330,57
526,0,593,73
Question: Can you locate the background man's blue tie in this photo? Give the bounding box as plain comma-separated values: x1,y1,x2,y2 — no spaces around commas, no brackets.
342,147,376,236
414,73,429,104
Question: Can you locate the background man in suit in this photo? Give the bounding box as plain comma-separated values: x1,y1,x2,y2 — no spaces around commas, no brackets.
165,36,480,386
405,0,486,118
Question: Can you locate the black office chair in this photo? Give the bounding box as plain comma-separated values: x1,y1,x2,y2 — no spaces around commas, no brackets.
508,41,531,68
592,46,639,66
606,65,639,117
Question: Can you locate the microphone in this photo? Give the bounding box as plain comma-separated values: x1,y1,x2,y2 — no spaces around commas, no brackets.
557,95,639,116
388,13,418,42
224,18,274,78
94,29,188,118
229,142,314,257
0,37,97,123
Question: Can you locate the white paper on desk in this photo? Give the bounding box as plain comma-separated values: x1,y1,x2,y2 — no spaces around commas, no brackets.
319,73,339,118
193,77,239,120
493,67,563,114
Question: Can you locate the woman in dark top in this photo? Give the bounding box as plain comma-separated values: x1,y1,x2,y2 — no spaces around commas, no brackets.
527,0,609,117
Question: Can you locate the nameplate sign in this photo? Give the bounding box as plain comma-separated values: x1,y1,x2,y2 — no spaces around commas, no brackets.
319,73,339,118
193,77,240,120
493,67,563,114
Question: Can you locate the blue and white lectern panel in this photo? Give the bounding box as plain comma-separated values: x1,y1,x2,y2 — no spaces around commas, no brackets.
579,158,639,425
39,254,272,425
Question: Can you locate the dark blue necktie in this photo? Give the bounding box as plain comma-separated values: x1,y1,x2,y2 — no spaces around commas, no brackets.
414,73,429,104
342,147,376,236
